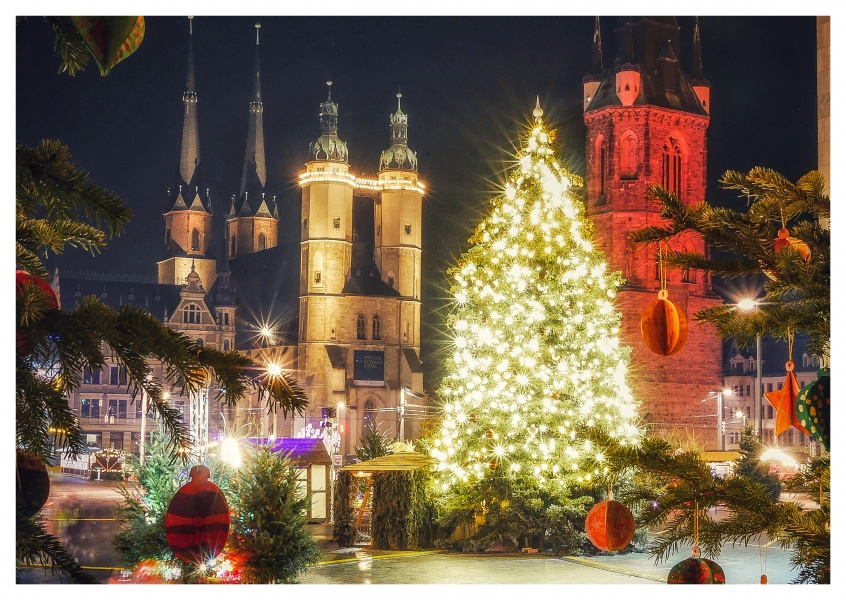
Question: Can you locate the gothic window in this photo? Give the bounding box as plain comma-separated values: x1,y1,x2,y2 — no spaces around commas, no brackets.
224,312,230,325
364,399,375,422
387,270,395,289
405,223,412,235
165,228,171,248
191,228,201,252
620,132,638,178
372,315,381,340
357,313,367,340
183,303,201,324
257,232,266,251
662,139,683,196
223,338,230,351
230,234,236,257
599,137,607,199
333,216,341,229
197,338,204,346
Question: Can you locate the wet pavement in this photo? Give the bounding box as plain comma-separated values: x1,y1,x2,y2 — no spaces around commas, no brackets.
18,473,802,584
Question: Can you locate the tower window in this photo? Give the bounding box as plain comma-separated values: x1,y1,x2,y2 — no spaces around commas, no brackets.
596,135,607,203
223,338,230,351
364,399,375,422
303,217,308,231
314,271,322,285
230,234,236,257
357,313,367,340
404,223,412,235
662,140,683,196
224,312,230,325
165,228,171,247
372,314,381,340
183,303,201,324
333,217,341,229
191,228,201,252
620,131,638,179
257,232,266,251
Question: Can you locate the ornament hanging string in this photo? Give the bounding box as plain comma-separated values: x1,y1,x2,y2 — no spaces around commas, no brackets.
693,500,699,547
658,243,668,291
758,532,769,583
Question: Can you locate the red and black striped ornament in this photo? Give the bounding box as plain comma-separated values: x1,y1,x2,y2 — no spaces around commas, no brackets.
165,465,230,564
16,450,50,518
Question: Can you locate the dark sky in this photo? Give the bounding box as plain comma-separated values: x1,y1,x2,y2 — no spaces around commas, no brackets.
16,16,818,382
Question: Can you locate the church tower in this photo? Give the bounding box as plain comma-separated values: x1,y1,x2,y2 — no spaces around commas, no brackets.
227,23,279,259
583,17,723,447
299,81,354,344
158,17,217,289
376,92,423,345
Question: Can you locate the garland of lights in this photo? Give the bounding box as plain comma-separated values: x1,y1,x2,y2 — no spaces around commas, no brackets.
431,105,641,490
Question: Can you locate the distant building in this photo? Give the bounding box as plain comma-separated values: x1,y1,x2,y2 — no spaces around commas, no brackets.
53,19,426,463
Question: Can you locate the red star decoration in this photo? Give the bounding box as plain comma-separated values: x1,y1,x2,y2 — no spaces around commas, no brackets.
764,365,809,436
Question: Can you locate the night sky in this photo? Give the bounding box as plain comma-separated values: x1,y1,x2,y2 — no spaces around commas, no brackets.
16,16,818,385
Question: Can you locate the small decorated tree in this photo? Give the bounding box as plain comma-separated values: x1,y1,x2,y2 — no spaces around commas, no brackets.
228,445,321,584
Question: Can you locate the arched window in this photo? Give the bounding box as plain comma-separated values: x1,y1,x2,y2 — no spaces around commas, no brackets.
357,314,367,340
191,228,201,252
165,228,171,248
598,136,608,200
183,303,201,324
196,337,204,346
662,139,683,196
230,234,236,257
372,314,381,340
257,232,266,251
620,131,638,178
313,251,324,288
222,338,230,351
364,399,375,422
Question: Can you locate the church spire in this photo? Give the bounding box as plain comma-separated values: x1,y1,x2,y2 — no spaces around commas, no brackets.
238,22,267,200
591,16,603,73
379,90,418,171
692,16,704,81
180,16,200,187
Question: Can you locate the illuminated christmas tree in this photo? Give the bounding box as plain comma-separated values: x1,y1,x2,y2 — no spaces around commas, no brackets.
431,101,641,490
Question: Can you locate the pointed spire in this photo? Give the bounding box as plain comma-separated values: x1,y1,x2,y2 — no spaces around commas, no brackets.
239,22,267,200
591,16,603,73
624,17,635,65
379,89,417,171
179,16,201,191
692,17,704,81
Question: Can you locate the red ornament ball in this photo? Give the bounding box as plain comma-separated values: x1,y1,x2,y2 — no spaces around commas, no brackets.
16,450,51,518
640,289,689,356
585,499,636,552
165,465,230,564
667,557,726,584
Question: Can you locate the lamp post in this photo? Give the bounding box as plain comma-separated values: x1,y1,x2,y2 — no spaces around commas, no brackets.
704,389,732,451
738,298,764,440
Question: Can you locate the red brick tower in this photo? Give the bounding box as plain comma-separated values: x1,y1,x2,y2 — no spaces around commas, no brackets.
583,17,724,448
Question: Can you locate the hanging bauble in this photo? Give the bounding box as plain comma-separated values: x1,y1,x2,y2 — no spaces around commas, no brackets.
761,574,768,584
16,270,59,355
489,460,499,470
584,499,636,552
71,17,146,76
667,557,726,584
640,289,688,356
485,429,494,439
16,450,50,518
469,413,477,423
796,368,830,451
165,465,230,564
764,361,808,437
773,228,811,262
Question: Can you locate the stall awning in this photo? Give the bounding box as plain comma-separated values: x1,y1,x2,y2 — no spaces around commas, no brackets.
339,451,435,472
701,451,741,463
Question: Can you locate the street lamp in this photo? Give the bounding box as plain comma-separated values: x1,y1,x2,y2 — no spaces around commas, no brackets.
738,298,764,440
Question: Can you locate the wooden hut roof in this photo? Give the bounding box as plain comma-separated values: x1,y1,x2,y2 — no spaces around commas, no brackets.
339,451,435,472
